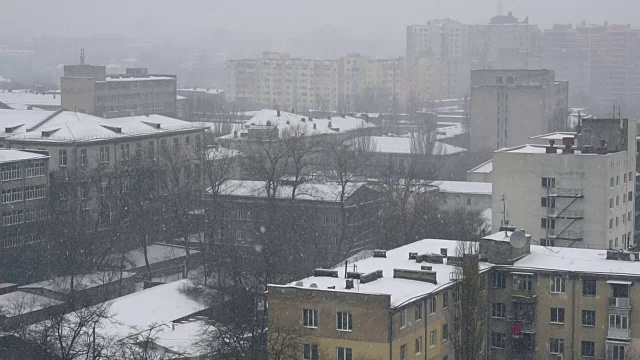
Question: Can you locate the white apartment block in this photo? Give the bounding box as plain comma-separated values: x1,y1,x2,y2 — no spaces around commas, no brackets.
406,19,471,59
470,69,569,152
492,118,636,250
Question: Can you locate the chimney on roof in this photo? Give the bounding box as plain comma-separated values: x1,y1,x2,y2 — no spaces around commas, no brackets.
562,137,575,154
313,123,316,130
546,139,556,154
328,121,332,128
393,269,437,284
309,116,313,122
233,131,238,138
277,109,281,117
301,118,306,122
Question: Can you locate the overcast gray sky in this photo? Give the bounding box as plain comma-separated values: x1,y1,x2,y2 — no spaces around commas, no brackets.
2,0,638,54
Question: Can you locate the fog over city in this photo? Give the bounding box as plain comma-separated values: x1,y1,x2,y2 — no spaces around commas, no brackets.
1,1,640,359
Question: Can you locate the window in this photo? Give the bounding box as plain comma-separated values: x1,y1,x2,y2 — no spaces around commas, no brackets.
235,230,245,241
59,149,67,166
628,191,633,202
583,279,596,296
120,143,130,160
135,142,142,158
550,276,565,293
428,296,436,314
400,308,407,328
540,238,555,246
610,177,615,187
616,196,620,207
160,139,168,154
609,314,629,330
303,309,318,328
624,173,628,183
303,344,318,360
582,310,596,327
542,177,555,188
541,197,555,208
415,302,423,321
430,330,436,347
336,312,352,331
99,146,110,164
549,338,564,354
1,163,21,181
609,219,613,230
442,324,449,342
541,218,555,229
1,188,22,203
610,198,614,209
24,162,45,178
238,210,246,220
490,332,505,348
337,347,352,360
442,291,449,308
491,303,506,318
173,137,180,153
195,135,202,150
2,210,24,226
24,185,46,200
617,175,620,185
400,344,407,360
581,341,595,357
609,345,626,360
628,212,632,222
415,337,422,354
513,273,533,291
194,164,201,181
492,272,506,288
148,141,155,158
551,308,565,324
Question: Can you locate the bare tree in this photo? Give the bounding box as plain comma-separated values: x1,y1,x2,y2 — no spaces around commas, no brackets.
447,241,486,360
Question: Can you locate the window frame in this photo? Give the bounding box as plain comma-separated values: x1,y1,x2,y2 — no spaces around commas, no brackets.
336,311,352,332
550,307,565,324
303,309,319,328
550,276,565,294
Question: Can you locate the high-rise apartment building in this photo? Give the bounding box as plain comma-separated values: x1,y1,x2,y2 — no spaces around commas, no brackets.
470,69,569,152
492,117,636,250
406,19,471,59
542,22,640,116
61,65,177,118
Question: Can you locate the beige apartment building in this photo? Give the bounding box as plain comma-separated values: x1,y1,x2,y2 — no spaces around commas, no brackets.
225,52,468,113
470,69,569,152
492,118,636,250
61,65,177,118
269,229,640,360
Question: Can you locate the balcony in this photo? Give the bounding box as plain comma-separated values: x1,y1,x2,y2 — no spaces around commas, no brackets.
609,297,631,309
547,230,584,241
547,188,584,198
509,318,536,333
608,327,631,340
546,209,584,219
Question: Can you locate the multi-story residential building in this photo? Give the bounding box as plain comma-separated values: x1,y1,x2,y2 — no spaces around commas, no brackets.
542,22,640,116
205,180,382,279
406,19,471,60
0,109,206,244
175,88,224,121
269,229,640,360
492,117,636,250
431,180,492,212
0,149,49,283
469,12,542,70
0,149,49,250
61,65,177,118
470,69,569,152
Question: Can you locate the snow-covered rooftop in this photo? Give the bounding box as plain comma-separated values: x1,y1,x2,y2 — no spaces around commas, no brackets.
436,123,465,140
178,88,224,95
0,291,63,317
0,149,48,164
529,131,577,145
116,243,199,270
468,159,492,174
216,180,366,202
357,136,467,156
19,271,135,293
0,90,61,109
431,181,492,195
101,76,175,82
206,146,242,160
498,144,593,155
100,279,208,342
0,110,205,143
219,109,375,139
273,239,484,307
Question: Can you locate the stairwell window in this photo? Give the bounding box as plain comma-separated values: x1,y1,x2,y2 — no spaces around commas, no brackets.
59,149,67,167
428,296,436,314
400,308,407,328
400,344,407,360
336,311,352,331
415,302,423,321
80,149,87,166
550,276,565,294
542,177,555,188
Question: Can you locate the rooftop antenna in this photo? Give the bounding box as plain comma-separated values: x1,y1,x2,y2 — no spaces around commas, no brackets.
80,49,85,65
618,106,622,120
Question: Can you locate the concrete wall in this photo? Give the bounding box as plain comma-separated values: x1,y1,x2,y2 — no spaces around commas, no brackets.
61,77,96,114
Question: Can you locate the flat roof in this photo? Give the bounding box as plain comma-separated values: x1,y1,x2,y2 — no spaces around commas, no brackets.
431,181,492,195
102,76,175,82
0,149,48,164
216,180,367,202
0,291,63,317
354,136,467,156
529,131,577,141
468,159,492,174
0,90,61,108
116,243,200,270
272,239,489,307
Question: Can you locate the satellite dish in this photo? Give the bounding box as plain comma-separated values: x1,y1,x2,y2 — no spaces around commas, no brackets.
309,283,318,288
295,281,304,287
510,231,527,249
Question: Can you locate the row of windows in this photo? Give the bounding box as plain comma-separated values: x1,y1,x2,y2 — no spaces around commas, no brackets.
1,162,45,181
398,327,447,359
1,233,44,249
60,135,203,167
1,185,46,203
2,210,23,226
610,172,634,187
490,334,626,358
302,309,352,331
491,273,598,296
